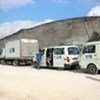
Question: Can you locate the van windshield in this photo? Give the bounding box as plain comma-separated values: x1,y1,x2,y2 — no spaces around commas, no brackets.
68,47,79,55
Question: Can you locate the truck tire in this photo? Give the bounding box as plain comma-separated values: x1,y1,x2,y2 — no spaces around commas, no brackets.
0,60,5,64
87,64,98,75
13,60,19,66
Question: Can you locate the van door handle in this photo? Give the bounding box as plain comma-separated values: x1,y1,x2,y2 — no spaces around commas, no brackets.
94,54,96,56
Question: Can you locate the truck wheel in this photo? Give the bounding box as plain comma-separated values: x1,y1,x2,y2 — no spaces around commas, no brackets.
0,60,5,64
87,64,98,75
13,60,19,66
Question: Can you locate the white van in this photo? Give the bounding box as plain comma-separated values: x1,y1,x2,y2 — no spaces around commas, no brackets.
41,45,80,69
79,41,100,74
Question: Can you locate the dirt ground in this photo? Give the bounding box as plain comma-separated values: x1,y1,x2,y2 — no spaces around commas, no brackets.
0,64,100,100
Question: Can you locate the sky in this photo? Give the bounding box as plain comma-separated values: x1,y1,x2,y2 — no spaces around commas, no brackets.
0,0,100,38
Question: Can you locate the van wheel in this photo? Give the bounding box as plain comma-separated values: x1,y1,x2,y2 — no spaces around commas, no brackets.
87,64,98,74
13,60,19,66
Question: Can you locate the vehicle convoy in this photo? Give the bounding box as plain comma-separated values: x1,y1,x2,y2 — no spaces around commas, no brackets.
40,45,80,69
0,39,39,65
79,41,100,74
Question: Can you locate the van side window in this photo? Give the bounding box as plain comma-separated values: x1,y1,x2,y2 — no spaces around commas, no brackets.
9,48,12,53
12,48,15,52
68,47,79,55
54,48,64,55
82,45,95,53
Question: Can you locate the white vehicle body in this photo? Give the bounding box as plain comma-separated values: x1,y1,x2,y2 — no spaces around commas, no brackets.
79,41,100,74
0,39,39,65
0,47,5,59
41,45,80,69
5,39,38,59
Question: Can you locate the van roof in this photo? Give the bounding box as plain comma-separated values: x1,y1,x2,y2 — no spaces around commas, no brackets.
85,41,100,45
43,45,78,49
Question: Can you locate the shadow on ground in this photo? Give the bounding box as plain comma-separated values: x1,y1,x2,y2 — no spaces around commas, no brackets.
33,66,87,73
70,69,87,74
31,65,100,75
86,76,100,82
70,69,100,74
35,66,63,71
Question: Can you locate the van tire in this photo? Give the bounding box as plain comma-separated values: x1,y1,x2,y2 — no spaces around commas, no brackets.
87,64,98,74
13,60,19,66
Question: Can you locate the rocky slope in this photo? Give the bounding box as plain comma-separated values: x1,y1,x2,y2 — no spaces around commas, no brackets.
0,16,100,48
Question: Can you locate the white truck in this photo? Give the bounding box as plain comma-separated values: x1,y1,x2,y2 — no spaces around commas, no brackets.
79,41,100,74
0,39,39,66
0,47,5,64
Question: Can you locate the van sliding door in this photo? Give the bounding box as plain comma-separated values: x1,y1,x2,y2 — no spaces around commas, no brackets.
53,48,65,67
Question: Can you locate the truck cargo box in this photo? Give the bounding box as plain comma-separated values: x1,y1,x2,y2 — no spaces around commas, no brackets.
0,47,5,59
5,39,39,60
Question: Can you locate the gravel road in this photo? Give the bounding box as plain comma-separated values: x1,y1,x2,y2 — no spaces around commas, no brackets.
0,65,100,100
